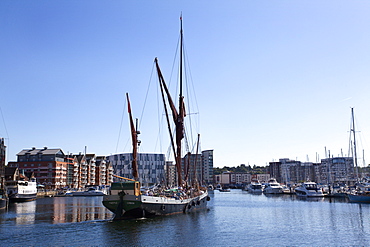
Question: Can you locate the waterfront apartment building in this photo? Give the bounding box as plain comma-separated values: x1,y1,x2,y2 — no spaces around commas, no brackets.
181,150,214,186
181,153,202,185
319,157,355,184
95,156,113,186
201,150,214,185
107,153,166,186
214,172,269,187
268,157,356,185
8,147,112,189
268,159,316,184
8,147,68,189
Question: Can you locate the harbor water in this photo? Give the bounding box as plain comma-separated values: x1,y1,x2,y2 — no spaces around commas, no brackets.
1,189,370,246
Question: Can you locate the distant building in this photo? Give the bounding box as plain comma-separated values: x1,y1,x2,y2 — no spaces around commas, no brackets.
269,157,356,185
232,172,252,185
182,153,202,186
107,153,166,186
320,157,355,184
181,150,214,186
85,154,96,186
166,161,177,187
65,155,74,188
252,173,270,183
202,150,214,185
214,172,232,186
214,172,268,187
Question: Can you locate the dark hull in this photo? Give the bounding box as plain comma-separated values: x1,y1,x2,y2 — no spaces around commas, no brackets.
0,198,7,209
348,194,370,203
8,193,37,202
103,192,210,220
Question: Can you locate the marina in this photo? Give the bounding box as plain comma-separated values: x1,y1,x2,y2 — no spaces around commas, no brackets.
1,3,370,246
1,190,370,246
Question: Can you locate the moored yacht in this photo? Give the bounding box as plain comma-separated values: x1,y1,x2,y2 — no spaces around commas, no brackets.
263,178,283,194
295,182,324,197
246,180,263,194
5,177,37,202
72,187,107,196
348,191,370,203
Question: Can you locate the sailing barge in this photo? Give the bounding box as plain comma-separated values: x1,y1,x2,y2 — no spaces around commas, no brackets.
102,17,210,220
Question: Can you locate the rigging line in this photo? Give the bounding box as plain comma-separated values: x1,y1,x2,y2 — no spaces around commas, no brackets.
354,113,366,144
154,74,164,153
167,34,181,94
115,96,127,153
139,62,156,129
0,106,9,139
347,110,354,158
182,42,194,147
183,38,201,136
352,112,368,166
183,40,200,115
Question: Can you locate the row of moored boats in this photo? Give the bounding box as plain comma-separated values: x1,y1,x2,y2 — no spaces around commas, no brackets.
235,178,370,202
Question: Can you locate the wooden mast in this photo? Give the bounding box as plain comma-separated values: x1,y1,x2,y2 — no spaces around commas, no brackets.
176,14,185,186
126,93,139,181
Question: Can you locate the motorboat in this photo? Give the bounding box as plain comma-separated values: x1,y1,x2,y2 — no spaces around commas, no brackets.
246,180,263,194
219,188,230,192
282,185,293,194
263,178,283,194
295,182,324,197
325,184,349,198
215,184,222,190
72,187,106,196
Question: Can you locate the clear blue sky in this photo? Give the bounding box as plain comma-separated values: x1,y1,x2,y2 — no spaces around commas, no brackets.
1,1,370,168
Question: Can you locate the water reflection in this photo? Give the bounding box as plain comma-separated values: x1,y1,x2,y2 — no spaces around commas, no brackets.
4,196,113,225
10,200,37,225
1,189,370,246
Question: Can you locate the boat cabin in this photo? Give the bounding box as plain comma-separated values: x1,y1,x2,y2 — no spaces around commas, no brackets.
110,181,141,196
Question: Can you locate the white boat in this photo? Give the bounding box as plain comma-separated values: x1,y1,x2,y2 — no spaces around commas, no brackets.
246,180,263,194
5,177,37,202
72,187,106,196
295,182,324,197
215,184,222,190
263,178,283,194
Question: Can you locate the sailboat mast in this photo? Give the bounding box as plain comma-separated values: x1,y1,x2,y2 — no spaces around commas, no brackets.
351,107,359,179
175,15,185,187
179,15,183,103
126,93,139,181
193,134,201,186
